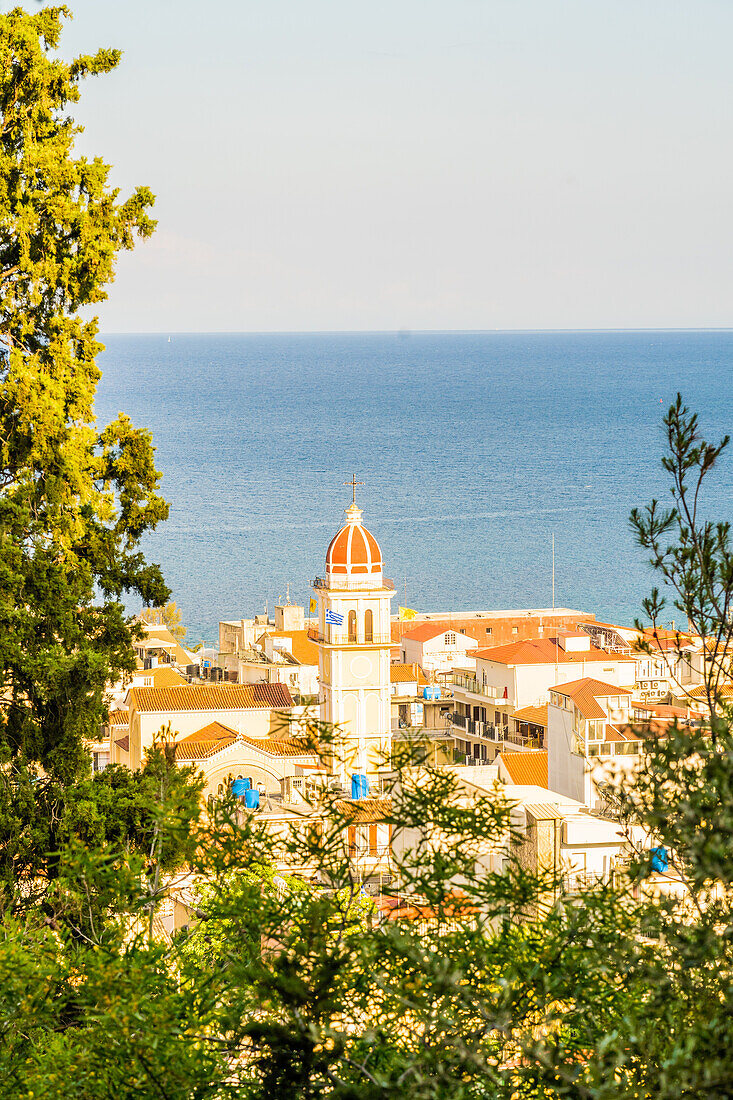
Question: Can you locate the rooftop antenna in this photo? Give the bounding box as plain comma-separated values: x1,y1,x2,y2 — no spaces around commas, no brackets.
553,533,558,687
344,473,364,505
286,582,291,605
552,533,555,613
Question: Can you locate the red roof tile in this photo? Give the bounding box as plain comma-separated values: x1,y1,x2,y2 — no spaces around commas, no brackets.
259,629,319,665
336,797,392,823
552,678,631,720
512,704,548,728
174,721,238,760
390,663,428,685
473,638,620,666
498,751,548,788
239,734,320,758
130,682,293,713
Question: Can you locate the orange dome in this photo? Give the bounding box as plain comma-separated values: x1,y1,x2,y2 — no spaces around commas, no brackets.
326,503,382,575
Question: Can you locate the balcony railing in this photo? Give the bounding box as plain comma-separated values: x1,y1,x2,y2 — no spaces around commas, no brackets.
588,740,641,758
504,729,545,749
312,576,395,592
307,627,392,646
453,672,507,702
451,714,510,742
453,754,496,768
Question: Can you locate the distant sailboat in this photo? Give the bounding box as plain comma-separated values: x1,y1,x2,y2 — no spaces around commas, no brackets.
167,336,171,343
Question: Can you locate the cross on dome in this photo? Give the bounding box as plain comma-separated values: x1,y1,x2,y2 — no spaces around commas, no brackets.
343,473,364,506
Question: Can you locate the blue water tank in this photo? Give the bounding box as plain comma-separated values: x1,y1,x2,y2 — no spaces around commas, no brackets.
244,788,260,810
351,773,370,799
231,777,250,798
423,685,440,700
650,846,668,872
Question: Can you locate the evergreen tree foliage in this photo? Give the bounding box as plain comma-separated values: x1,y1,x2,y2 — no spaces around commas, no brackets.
0,6,168,784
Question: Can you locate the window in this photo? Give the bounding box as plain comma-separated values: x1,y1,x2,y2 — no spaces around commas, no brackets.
511,626,518,635
365,608,373,643
445,632,456,645
348,610,357,642
485,627,492,635
93,751,110,774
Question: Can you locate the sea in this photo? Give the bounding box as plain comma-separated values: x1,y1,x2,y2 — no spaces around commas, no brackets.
94,331,733,646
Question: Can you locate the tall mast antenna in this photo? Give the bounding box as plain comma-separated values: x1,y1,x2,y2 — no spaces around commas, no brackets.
552,533,555,612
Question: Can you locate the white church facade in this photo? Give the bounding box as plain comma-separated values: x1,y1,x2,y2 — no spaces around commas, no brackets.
313,496,395,782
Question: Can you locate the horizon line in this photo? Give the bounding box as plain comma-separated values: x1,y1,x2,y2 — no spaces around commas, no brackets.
99,326,733,337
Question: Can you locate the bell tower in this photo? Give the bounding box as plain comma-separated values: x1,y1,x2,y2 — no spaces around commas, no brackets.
313,483,394,782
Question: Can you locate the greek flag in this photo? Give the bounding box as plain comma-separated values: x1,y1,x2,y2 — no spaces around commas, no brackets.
325,609,344,626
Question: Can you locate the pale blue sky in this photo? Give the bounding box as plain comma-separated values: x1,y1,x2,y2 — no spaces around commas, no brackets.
14,0,733,330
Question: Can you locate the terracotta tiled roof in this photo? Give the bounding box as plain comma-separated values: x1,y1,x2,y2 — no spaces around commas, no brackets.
512,704,548,728
390,663,428,685
172,722,318,761
686,682,733,699
607,721,671,742
108,710,129,726
377,890,477,923
115,735,130,753
239,734,320,757
260,629,319,665
632,702,690,718
498,751,548,788
174,721,238,760
552,678,631,720
150,666,188,688
336,797,391,824
639,627,700,652
129,682,293,713
473,639,618,666
603,724,635,743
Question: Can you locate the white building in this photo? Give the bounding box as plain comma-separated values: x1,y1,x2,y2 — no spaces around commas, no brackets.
399,624,477,679
579,620,703,702
547,677,638,808
451,632,636,761
313,496,395,782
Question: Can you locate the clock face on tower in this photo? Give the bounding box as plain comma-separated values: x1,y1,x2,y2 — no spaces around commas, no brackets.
350,655,373,680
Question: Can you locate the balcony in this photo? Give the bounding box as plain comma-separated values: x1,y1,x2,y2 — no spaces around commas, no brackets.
450,713,509,742
312,576,396,592
453,672,507,702
504,729,544,749
307,627,392,647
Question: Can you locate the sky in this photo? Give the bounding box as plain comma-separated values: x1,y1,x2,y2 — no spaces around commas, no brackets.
12,0,733,331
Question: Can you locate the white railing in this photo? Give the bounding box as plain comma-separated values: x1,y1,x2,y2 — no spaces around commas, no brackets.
308,627,392,646
312,576,395,592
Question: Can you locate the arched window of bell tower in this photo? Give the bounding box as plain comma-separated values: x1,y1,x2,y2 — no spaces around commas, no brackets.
348,610,357,642
364,608,373,643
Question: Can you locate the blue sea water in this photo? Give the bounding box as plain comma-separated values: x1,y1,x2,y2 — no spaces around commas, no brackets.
94,331,733,644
